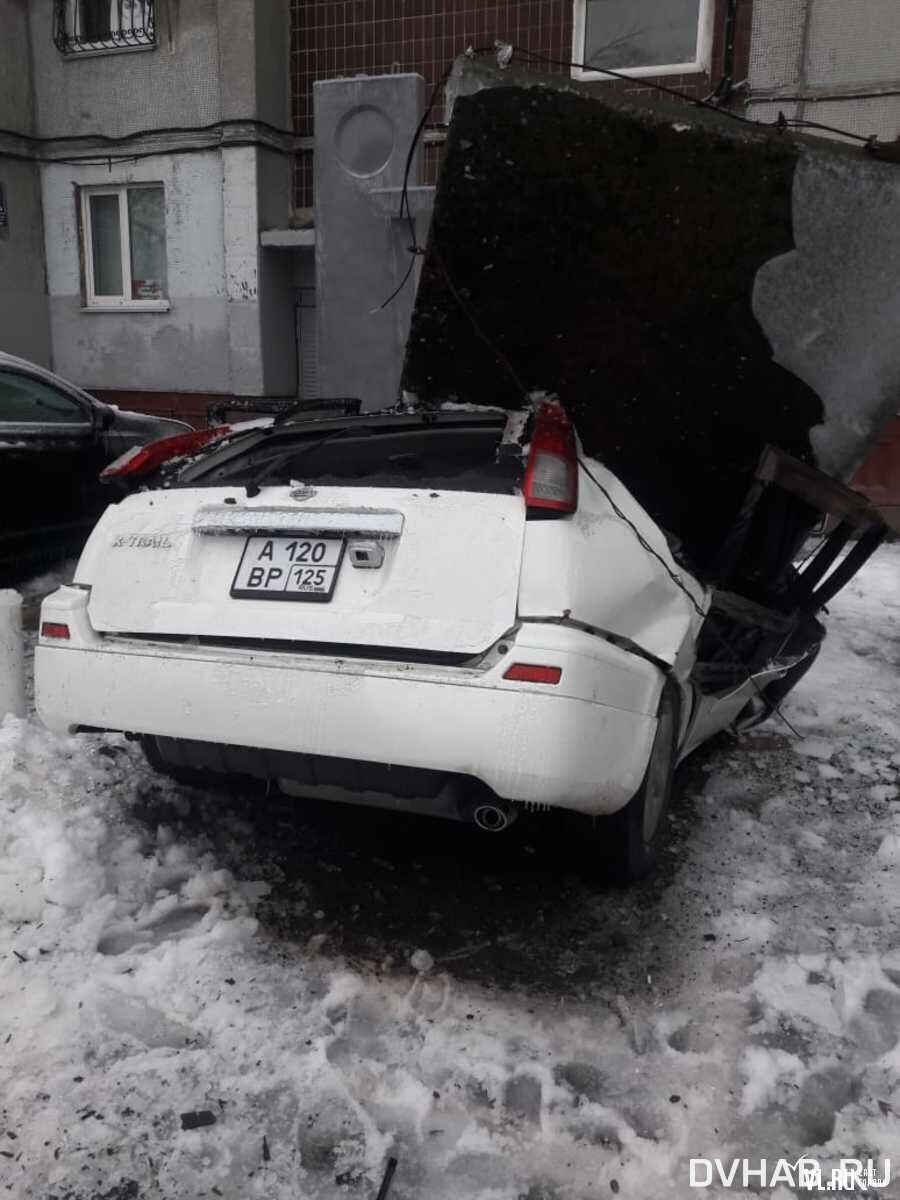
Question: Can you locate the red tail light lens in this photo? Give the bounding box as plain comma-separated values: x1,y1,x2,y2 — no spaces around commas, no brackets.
503,663,562,684
523,401,578,514
41,622,71,640
101,426,232,481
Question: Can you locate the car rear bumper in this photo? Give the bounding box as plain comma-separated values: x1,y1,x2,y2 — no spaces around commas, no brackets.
35,587,664,816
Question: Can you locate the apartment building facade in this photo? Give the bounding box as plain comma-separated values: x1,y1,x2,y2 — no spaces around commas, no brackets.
1,0,898,514
1,0,296,424
2,0,757,421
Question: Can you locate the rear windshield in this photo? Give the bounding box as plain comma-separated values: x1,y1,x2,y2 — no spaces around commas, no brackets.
177,419,524,495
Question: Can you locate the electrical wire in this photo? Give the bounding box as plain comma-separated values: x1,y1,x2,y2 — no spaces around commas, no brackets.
3,41,882,174
577,457,803,737
374,41,853,738
421,211,807,746
0,41,852,735
0,116,300,147
429,237,529,399
375,50,493,311
1,41,881,152
376,39,889,317
0,115,302,166
0,139,295,167
508,46,878,144
577,458,707,620
374,64,454,312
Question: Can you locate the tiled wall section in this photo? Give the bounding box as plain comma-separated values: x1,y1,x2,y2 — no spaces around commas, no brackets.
291,1,571,135
291,0,753,207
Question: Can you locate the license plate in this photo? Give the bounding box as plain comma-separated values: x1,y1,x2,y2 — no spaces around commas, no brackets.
231,535,345,602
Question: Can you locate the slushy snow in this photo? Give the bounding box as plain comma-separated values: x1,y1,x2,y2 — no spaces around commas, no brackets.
1,548,899,1198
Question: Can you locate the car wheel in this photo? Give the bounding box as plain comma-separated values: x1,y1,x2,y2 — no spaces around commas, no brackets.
587,685,680,883
139,735,208,788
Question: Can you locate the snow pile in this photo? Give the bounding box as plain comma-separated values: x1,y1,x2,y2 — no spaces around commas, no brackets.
0,716,698,1198
2,546,899,1199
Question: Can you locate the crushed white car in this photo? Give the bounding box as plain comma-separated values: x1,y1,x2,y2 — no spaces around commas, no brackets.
35,401,886,879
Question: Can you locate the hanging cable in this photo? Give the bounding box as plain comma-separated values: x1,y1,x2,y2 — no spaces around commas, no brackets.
0,116,301,147
375,38,886,315
375,47,497,311
429,237,530,399
507,46,878,144
576,454,803,737
374,64,455,311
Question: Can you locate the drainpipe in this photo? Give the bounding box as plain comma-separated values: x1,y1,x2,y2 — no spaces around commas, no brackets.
794,0,814,127
708,0,739,105
0,591,25,720
722,0,737,85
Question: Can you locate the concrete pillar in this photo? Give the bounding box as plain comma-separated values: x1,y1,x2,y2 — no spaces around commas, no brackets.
0,591,25,720
222,145,265,395
314,74,426,411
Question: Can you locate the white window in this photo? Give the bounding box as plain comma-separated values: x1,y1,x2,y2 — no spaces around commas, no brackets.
54,1,155,55
572,0,714,80
81,185,169,311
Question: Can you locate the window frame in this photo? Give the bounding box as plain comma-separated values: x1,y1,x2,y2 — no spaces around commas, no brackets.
571,0,715,81
80,184,170,312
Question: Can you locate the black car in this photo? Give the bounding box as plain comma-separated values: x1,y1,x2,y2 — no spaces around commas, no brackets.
0,351,189,581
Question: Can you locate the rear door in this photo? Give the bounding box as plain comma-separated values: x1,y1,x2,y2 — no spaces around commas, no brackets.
79,416,527,656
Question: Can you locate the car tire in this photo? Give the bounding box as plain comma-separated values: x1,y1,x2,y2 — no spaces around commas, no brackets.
139,735,208,788
584,685,680,884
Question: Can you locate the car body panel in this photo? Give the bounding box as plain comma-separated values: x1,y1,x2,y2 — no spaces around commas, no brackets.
520,456,707,666
679,670,782,761
76,485,526,655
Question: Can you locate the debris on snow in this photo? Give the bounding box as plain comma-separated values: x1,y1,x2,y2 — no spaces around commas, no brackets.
410,948,435,974
179,1111,217,1131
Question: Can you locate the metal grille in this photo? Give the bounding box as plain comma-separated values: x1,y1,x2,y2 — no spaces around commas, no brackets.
747,0,900,141
53,0,155,54
298,300,319,402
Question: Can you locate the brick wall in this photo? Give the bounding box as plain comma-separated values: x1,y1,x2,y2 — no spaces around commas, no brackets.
290,0,754,208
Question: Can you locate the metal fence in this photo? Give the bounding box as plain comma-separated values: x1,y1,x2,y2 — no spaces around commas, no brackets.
53,0,155,55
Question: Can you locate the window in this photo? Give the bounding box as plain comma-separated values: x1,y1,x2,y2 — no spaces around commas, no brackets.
53,0,155,55
81,185,169,310
572,0,713,80
0,371,91,426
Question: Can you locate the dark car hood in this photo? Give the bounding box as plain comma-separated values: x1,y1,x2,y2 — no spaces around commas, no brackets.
104,407,191,440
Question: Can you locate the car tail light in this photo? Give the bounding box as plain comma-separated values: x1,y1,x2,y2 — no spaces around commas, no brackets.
503,663,562,684
41,622,70,640
101,426,232,481
523,401,578,514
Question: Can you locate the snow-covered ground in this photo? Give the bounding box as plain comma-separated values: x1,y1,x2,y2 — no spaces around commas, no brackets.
1,548,898,1199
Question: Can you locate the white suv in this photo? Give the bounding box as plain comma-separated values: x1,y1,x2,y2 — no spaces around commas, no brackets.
35,401,878,879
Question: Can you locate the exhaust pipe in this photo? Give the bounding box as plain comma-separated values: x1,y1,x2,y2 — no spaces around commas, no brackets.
459,790,518,832
472,802,515,832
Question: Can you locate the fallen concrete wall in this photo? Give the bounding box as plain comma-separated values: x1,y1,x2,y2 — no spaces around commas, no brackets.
403,58,898,570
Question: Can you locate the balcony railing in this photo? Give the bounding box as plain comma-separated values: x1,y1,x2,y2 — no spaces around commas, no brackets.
53,0,155,55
